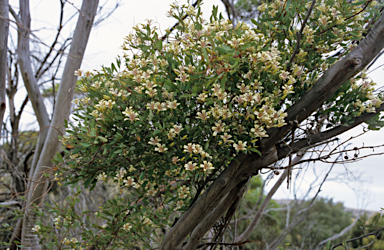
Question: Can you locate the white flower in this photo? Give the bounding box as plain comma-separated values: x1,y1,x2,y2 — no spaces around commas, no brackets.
123,177,136,187
197,110,210,121
97,172,107,181
200,161,214,172
183,143,194,154
212,121,225,136
155,143,168,153
251,125,269,138
74,69,82,76
148,136,161,145
32,225,41,233
122,107,140,122
233,141,247,151
220,133,234,143
123,223,132,231
184,161,197,171
171,124,183,134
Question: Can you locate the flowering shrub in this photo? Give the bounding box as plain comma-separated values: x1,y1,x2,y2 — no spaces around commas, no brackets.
42,0,383,248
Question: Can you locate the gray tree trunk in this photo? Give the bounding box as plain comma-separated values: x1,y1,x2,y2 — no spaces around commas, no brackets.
160,10,384,249
18,1,99,249
0,0,9,136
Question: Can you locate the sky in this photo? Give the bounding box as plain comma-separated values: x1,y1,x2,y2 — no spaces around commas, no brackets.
8,0,384,212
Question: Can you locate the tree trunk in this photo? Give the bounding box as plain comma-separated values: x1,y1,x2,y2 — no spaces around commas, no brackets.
19,1,99,249
160,10,384,249
0,0,9,136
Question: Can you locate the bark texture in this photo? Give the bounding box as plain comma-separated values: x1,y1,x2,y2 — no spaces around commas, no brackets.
20,1,99,249
0,0,9,136
160,10,384,249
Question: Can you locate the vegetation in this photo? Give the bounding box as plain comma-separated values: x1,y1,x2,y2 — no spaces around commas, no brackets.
2,0,384,249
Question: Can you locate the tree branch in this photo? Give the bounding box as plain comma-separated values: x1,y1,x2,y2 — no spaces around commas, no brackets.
315,218,360,250
182,179,248,249
289,0,316,64
14,1,50,130
331,227,384,250
262,10,384,152
0,0,9,137
160,10,384,250
20,1,99,248
234,152,305,242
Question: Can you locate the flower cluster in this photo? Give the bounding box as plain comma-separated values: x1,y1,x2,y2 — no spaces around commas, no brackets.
60,0,382,247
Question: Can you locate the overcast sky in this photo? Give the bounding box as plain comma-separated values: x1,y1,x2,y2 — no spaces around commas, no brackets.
9,0,384,212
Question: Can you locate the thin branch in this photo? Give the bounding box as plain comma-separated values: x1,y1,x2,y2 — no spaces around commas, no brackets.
161,0,201,41
34,0,65,80
268,153,341,249
289,0,316,64
331,227,384,250
315,217,360,250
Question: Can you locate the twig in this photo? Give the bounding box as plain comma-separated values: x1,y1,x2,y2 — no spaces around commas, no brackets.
289,0,316,64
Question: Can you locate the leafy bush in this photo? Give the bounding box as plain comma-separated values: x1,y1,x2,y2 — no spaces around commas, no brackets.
34,0,383,248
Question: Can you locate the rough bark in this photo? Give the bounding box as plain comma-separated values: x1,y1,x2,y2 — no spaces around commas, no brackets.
0,0,9,136
160,10,384,249
183,180,248,250
20,1,99,249
262,11,384,151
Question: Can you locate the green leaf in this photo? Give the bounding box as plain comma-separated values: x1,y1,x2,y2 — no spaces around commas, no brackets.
351,1,365,5
84,176,94,189
80,142,91,148
89,128,96,137
154,40,163,51
194,23,202,30
139,171,145,180
202,48,209,62
97,136,108,143
153,130,162,136
138,45,151,52
259,17,275,22
111,63,117,73
54,153,63,163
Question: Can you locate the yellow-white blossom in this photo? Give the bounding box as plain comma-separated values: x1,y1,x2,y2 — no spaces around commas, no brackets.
184,161,197,171
233,141,247,151
200,161,214,172
122,107,140,122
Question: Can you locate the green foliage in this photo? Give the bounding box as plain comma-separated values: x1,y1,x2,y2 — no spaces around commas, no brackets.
235,0,273,21
36,0,384,248
346,210,384,249
232,176,282,249
281,198,353,249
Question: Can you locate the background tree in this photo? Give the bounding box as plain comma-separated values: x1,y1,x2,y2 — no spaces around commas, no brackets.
0,0,130,248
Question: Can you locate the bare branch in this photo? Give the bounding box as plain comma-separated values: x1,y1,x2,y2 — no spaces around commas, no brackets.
289,0,316,64
182,179,248,249
160,0,201,41
234,153,305,242
331,227,384,250
20,1,99,248
15,1,50,130
315,218,360,250
0,0,9,136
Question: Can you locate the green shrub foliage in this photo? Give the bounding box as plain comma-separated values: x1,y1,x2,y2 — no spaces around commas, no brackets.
44,0,383,248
